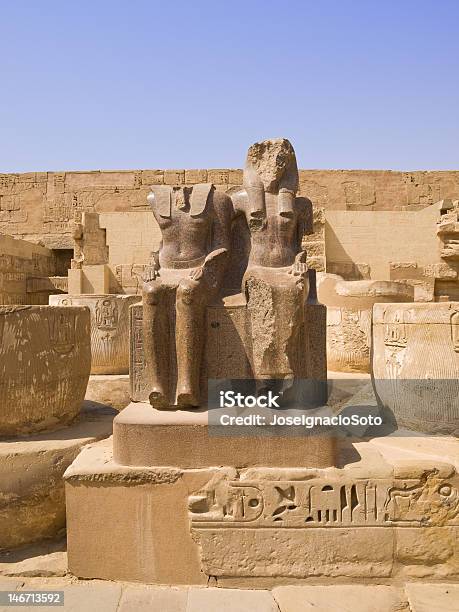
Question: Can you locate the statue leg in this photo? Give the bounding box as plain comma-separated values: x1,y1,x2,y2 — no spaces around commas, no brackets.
175,278,206,407
143,280,171,408
245,270,308,378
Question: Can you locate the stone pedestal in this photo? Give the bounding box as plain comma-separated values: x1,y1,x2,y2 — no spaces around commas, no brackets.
0,305,91,436
372,301,459,435
318,275,413,373
113,402,336,469
64,433,459,585
50,294,141,375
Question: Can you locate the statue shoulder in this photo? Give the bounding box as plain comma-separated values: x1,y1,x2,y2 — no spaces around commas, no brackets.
225,185,248,215
295,196,313,232
147,186,172,218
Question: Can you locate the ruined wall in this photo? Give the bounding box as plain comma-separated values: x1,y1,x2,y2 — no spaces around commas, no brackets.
1,169,458,253
0,235,57,304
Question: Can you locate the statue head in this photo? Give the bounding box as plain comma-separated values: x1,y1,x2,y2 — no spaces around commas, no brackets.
243,139,299,219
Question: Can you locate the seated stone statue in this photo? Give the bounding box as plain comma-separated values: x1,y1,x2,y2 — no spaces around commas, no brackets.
231,139,312,378
143,184,232,408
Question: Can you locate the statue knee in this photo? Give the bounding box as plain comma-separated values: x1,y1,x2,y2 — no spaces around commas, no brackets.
177,279,202,306
143,282,164,306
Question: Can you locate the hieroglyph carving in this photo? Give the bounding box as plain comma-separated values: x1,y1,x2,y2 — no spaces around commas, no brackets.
189,470,459,529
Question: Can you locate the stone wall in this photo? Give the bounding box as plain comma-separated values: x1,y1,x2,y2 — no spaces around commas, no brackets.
0,235,57,304
2,169,458,253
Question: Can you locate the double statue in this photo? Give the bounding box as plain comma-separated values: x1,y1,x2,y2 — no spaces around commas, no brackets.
143,138,312,408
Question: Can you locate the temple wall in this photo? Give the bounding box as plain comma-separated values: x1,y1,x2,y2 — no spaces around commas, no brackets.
1,169,458,253
0,234,56,304
325,206,442,280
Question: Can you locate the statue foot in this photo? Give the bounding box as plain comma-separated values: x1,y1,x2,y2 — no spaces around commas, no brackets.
149,389,169,409
176,388,200,408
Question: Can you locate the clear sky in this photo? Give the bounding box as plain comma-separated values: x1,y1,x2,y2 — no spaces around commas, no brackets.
1,0,458,172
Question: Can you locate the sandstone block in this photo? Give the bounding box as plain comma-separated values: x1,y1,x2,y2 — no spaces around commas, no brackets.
184,170,208,184
113,402,336,469
164,170,185,185
85,374,130,410
0,402,115,548
372,302,459,434
0,306,91,436
50,294,141,374
318,276,413,373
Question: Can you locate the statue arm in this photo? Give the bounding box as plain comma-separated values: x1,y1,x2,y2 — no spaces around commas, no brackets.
190,192,232,286
288,200,309,277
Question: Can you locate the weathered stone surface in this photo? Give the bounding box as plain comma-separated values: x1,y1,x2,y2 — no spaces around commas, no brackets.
405,583,459,612
65,440,210,585
118,586,188,612
187,587,279,612
0,402,115,548
272,585,408,611
65,433,459,585
113,402,336,468
17,581,123,612
193,527,394,579
189,456,459,581
0,234,56,305
50,294,140,374
318,275,413,372
395,527,459,579
85,374,130,410
0,306,91,435
0,551,67,578
372,302,459,434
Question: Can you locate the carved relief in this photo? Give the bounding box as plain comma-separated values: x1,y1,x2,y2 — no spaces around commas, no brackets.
95,298,118,330
0,306,91,436
384,309,408,348
48,310,76,354
452,310,459,352
327,308,372,372
51,294,140,375
189,472,459,529
373,302,459,434
130,303,148,399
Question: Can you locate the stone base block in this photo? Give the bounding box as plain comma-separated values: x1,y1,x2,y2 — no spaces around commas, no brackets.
0,305,91,436
113,402,336,468
0,402,115,549
50,294,141,375
65,434,459,586
85,374,130,411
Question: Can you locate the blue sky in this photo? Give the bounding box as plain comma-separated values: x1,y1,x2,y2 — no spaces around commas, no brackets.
1,0,458,172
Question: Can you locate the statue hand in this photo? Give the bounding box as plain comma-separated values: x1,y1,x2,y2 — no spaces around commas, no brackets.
142,266,159,283
189,266,204,281
289,250,308,276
